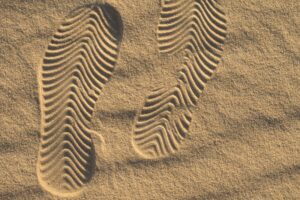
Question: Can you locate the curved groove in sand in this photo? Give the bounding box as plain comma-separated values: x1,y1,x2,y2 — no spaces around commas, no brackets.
37,4,122,196
133,0,227,159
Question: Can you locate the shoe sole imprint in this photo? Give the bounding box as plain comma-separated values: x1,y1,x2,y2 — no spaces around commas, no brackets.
37,4,122,196
133,0,227,159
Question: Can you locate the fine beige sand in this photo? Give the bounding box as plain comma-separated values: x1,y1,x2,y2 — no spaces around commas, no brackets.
0,0,299,199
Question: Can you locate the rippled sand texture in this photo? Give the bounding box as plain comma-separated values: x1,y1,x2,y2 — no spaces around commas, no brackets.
0,0,299,199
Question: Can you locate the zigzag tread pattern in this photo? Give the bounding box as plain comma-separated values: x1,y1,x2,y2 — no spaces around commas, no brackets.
37,4,121,196
133,86,193,158
133,0,227,159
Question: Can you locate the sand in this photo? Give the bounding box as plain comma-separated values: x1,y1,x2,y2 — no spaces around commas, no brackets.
0,0,299,199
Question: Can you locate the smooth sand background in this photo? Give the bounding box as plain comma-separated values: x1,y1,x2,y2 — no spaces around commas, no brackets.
0,0,299,199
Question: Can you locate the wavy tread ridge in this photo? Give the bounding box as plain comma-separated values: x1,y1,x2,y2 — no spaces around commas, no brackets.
133,0,227,159
37,4,122,196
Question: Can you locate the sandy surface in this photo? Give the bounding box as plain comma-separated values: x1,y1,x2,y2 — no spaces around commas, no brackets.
0,0,299,199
